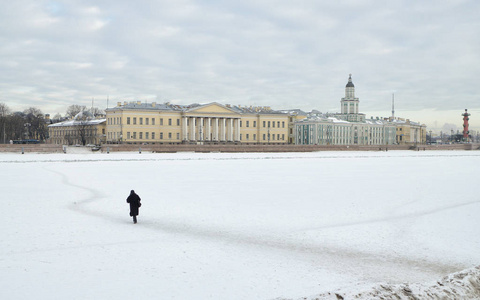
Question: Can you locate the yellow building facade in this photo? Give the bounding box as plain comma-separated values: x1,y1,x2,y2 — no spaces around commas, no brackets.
105,101,289,144
48,118,106,145
392,118,427,145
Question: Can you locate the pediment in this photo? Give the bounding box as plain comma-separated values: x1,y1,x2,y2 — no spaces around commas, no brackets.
186,102,239,114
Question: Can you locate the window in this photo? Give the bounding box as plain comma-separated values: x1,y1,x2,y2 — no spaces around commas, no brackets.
152,118,155,125
133,118,137,125
160,132,163,139
168,119,172,126
268,121,271,127
133,132,137,139
145,132,149,139
263,134,266,140
277,134,280,140
246,121,249,127
127,132,131,139
253,121,256,127
168,132,172,139
240,134,242,140
139,132,143,139
272,121,275,128
176,133,180,139
282,121,285,128
160,118,163,125
240,121,242,127
246,134,249,140
273,135,275,140
146,118,149,125
277,121,280,128
253,134,256,140
140,118,143,125
152,132,155,139
127,117,131,125
263,121,266,127
177,119,180,126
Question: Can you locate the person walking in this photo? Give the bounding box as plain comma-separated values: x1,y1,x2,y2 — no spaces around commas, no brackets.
126,190,141,224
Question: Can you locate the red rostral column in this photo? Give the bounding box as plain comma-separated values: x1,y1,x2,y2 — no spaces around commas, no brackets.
462,109,470,140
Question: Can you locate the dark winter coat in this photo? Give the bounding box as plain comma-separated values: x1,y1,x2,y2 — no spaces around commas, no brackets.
126,191,141,216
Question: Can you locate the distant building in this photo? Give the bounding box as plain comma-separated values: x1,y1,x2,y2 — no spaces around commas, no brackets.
295,75,399,146
105,101,289,144
48,111,106,145
279,109,308,144
389,117,427,146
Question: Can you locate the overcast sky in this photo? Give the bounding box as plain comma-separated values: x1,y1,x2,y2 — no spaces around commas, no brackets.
1,0,479,131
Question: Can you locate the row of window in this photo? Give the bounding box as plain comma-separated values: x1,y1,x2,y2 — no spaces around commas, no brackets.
241,134,286,141
109,117,286,128
108,132,286,141
126,117,180,126
51,128,104,137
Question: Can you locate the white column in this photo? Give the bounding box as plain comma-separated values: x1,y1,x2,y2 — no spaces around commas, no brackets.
220,118,226,141
205,118,211,141
190,117,196,141
182,117,188,141
199,117,204,141
213,118,219,141
228,118,233,141
234,118,240,141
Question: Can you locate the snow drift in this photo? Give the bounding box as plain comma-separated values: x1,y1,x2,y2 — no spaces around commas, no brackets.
289,266,480,299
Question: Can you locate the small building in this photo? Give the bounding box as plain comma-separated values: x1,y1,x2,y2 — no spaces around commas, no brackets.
390,118,427,145
48,111,106,145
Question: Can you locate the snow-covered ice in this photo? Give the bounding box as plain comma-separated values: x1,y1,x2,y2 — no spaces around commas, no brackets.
1,150,479,299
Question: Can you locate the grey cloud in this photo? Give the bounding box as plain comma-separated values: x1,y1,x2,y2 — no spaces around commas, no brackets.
0,0,479,129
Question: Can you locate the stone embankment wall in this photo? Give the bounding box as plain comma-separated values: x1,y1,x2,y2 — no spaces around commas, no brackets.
0,143,478,153
99,143,479,153
0,144,64,153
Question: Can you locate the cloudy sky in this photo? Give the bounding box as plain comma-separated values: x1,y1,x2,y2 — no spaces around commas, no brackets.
1,0,479,131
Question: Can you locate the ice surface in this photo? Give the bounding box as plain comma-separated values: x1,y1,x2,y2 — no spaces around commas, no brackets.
1,151,479,299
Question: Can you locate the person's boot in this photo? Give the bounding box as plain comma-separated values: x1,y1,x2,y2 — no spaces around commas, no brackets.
133,216,137,224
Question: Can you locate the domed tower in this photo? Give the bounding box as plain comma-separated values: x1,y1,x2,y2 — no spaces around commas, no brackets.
341,74,360,115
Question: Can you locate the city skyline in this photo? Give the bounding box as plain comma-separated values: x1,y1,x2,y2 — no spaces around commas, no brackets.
1,1,479,132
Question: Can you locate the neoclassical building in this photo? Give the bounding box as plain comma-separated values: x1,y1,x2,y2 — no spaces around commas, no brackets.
295,75,397,145
391,117,427,146
48,111,106,145
105,102,289,144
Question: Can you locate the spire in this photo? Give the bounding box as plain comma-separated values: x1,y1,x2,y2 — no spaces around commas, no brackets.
346,73,354,87
392,93,395,118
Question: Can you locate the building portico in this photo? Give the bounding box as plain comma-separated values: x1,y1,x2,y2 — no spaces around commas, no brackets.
181,115,241,143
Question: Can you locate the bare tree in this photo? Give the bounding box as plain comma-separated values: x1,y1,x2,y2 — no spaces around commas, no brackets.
90,107,105,117
66,105,87,119
23,107,48,141
6,112,26,141
52,113,63,122
0,103,11,143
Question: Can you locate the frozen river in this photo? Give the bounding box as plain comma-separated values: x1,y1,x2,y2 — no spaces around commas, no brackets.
1,150,479,299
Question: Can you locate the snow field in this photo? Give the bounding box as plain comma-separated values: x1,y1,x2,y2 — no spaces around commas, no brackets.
1,151,479,299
